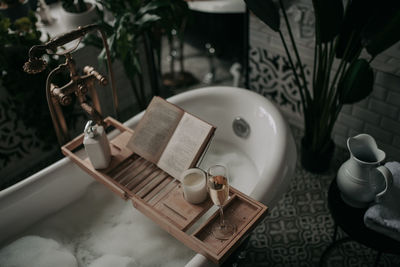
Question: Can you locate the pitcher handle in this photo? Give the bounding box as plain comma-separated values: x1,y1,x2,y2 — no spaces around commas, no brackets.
375,165,393,202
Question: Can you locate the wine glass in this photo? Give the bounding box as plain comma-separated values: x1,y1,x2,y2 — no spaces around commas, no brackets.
207,165,236,240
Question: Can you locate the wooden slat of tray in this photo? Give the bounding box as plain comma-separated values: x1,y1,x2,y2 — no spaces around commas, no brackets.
128,168,163,192
136,171,170,198
147,179,179,206
190,188,267,263
105,133,136,172
154,185,213,231
131,186,267,264
62,117,268,265
143,176,174,202
111,156,144,182
193,196,259,254
118,160,153,185
62,119,135,199
131,196,214,261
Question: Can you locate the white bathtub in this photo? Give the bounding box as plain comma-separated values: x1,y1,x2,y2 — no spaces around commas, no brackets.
188,0,245,14
0,86,296,267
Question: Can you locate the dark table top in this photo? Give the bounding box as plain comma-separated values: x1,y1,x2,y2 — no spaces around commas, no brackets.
328,178,400,254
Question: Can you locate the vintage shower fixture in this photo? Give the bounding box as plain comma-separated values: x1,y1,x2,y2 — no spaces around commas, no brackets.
23,24,118,145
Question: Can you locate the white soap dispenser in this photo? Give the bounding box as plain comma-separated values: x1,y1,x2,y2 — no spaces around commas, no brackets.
83,120,111,169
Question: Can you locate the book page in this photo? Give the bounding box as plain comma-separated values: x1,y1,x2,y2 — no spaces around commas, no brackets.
127,97,183,163
158,113,214,180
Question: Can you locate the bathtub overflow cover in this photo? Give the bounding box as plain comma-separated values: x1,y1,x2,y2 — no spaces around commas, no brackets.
232,117,250,139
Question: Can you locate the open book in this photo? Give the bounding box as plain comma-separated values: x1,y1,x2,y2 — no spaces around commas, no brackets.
127,97,216,180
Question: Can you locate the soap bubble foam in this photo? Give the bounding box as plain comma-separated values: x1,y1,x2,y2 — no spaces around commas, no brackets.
200,139,259,193
0,236,78,267
0,184,194,267
88,254,137,267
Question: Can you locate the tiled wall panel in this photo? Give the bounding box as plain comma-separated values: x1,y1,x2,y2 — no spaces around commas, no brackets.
249,4,400,160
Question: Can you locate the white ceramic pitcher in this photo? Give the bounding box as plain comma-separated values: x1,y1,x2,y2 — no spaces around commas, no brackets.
337,134,393,208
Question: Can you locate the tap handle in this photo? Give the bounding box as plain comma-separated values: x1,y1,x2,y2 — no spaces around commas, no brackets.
84,66,108,86
51,83,72,106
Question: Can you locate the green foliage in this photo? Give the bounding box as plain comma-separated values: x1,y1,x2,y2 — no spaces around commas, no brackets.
0,13,65,145
312,0,343,44
1,0,21,7
339,59,373,104
86,0,189,110
362,3,400,57
245,0,400,154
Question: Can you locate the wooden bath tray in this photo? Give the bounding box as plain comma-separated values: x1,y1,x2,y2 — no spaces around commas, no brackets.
62,117,267,264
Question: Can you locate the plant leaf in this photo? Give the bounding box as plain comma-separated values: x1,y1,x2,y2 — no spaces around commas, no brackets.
97,48,107,70
135,13,161,27
335,35,362,62
137,0,170,17
362,3,400,57
244,0,280,32
335,0,374,61
339,59,373,104
312,0,343,43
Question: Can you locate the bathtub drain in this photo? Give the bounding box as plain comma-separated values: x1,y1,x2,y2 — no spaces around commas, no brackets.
232,117,250,139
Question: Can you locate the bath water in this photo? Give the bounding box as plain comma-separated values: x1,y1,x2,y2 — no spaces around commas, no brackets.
200,139,259,194
0,139,259,267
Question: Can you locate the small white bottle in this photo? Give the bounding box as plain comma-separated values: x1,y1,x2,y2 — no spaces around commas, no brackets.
83,120,111,169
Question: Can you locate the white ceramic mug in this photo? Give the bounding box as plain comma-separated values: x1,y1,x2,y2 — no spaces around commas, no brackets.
181,168,208,204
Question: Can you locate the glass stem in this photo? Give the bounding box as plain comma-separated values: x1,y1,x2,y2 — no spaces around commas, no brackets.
219,206,225,227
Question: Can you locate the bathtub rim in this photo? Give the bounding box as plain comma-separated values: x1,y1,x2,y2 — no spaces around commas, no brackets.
1,86,296,209
187,0,245,14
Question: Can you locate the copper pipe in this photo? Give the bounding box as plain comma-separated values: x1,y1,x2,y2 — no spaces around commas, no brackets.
80,102,105,128
51,96,69,140
99,29,119,117
87,83,102,115
46,63,69,145
27,24,99,60
25,23,119,118
33,25,119,145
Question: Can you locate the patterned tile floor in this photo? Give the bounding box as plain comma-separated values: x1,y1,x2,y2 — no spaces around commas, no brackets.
233,127,400,267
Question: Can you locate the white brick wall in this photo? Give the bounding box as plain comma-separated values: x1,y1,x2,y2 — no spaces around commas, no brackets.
249,6,400,161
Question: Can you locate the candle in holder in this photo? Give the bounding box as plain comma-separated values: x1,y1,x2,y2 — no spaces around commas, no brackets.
181,168,208,204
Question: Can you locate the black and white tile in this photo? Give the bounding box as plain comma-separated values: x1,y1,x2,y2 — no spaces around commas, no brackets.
234,127,400,267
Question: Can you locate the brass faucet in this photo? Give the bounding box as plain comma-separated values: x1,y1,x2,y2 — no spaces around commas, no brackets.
23,24,118,145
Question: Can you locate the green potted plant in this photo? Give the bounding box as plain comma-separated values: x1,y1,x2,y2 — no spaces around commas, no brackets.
0,0,30,21
245,0,400,173
60,0,98,29
86,0,189,110
0,13,69,146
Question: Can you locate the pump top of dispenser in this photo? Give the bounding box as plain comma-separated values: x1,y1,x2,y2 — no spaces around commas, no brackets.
84,120,98,138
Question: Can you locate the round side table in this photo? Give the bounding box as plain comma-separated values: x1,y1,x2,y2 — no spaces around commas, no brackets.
319,178,400,267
